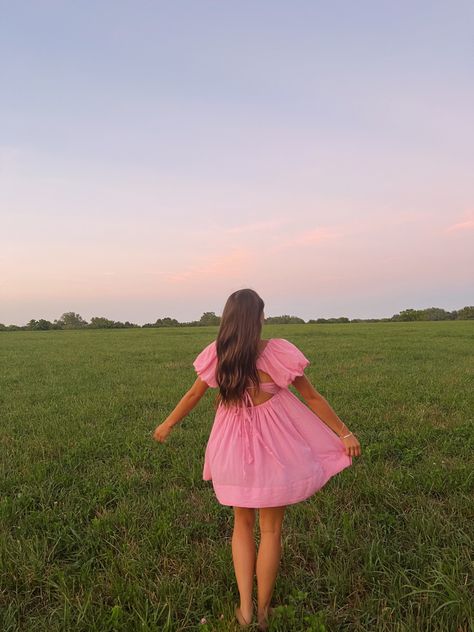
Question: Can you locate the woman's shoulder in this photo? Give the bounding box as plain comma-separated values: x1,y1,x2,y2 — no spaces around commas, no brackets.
193,339,218,387
200,339,217,353
260,338,310,387
266,337,302,353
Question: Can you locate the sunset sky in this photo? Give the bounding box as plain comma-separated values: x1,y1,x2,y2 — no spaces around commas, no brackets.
1,2,473,325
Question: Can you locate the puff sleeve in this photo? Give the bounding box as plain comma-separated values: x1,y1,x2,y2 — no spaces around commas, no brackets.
265,338,310,388
192,340,218,387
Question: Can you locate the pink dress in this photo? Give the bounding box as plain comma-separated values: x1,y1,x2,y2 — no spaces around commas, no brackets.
193,338,352,508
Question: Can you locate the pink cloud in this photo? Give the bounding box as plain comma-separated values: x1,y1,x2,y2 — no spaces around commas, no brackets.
291,228,341,244
445,213,474,232
163,248,251,283
266,226,341,253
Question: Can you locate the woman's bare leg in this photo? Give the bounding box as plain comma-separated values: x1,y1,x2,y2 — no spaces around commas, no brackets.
256,505,286,626
232,506,256,623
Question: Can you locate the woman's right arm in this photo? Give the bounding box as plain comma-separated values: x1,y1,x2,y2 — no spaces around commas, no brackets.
152,377,209,442
291,374,361,457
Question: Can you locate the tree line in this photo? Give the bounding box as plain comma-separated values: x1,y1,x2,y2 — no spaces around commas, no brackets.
0,306,473,331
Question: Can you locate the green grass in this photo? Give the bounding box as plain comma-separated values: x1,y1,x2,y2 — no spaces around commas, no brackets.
0,322,473,631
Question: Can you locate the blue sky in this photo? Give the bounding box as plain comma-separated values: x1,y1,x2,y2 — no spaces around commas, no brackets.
1,1,473,324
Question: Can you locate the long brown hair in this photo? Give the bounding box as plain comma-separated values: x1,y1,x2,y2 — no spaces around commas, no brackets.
214,288,265,410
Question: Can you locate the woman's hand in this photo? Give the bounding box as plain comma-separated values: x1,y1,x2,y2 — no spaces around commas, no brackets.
152,421,173,443
341,433,361,457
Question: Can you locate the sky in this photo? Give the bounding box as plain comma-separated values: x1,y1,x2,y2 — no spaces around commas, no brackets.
1,1,473,326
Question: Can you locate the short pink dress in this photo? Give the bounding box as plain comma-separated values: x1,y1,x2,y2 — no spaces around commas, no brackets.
193,338,352,508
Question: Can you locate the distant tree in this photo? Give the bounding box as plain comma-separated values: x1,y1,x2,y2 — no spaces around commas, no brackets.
264,314,305,324
89,316,115,328
179,320,200,327
455,305,474,320
56,312,88,329
26,318,54,330
391,307,461,321
418,307,451,321
199,311,221,326
142,317,180,328
91,318,140,329
392,308,423,322
307,317,349,324
2,304,473,331
111,321,138,328
154,317,180,327
40,319,54,329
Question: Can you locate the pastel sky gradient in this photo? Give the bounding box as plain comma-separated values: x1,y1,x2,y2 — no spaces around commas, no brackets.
1,1,473,325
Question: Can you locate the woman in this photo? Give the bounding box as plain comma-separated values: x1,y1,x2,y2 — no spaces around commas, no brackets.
153,288,361,629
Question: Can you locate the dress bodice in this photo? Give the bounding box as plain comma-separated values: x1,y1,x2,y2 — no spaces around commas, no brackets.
246,381,280,393
241,381,281,411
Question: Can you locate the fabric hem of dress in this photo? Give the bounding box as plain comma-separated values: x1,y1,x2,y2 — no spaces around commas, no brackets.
206,458,351,508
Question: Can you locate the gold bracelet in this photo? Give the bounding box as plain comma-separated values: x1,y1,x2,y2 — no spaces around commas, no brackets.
338,420,352,439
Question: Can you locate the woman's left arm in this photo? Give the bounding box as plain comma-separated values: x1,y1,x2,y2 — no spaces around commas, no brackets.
153,377,209,442
292,374,361,457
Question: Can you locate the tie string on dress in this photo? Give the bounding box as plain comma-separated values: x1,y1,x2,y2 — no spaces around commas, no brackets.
238,386,286,480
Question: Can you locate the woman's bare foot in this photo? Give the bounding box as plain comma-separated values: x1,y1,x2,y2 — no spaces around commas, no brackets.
235,605,253,627
257,606,274,631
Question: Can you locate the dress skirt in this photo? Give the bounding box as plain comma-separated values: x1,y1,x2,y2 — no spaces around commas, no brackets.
202,385,352,508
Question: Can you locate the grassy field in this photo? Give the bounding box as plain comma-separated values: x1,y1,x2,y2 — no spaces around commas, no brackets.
0,322,473,632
